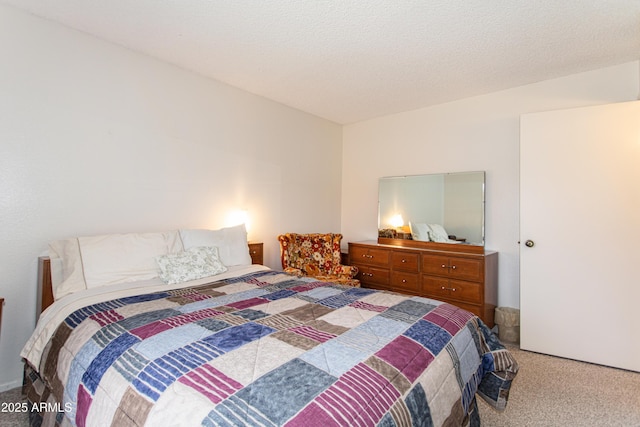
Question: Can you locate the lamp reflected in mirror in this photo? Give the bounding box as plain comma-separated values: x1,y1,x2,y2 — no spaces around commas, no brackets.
389,214,404,228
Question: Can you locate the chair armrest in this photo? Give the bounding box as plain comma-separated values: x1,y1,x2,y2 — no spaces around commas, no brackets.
334,264,359,278
284,267,304,277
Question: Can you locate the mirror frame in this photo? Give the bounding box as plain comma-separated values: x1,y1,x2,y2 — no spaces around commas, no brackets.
377,171,485,254
377,237,485,254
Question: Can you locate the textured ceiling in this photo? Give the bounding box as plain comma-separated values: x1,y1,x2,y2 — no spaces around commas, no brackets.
4,0,640,124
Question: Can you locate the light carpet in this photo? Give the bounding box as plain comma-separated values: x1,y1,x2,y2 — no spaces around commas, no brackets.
478,344,640,426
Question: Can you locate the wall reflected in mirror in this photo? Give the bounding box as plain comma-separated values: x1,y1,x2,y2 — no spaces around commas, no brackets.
378,171,485,246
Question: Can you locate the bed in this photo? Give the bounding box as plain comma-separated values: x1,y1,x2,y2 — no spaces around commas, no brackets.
21,227,518,427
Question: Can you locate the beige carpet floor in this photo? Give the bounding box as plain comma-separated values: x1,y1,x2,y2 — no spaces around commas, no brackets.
478,344,640,426
0,387,28,427
2,345,639,426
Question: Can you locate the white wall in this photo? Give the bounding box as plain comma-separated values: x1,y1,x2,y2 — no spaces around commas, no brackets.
0,4,342,390
342,61,640,311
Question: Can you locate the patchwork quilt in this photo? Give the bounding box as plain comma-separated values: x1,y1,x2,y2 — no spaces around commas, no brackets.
31,270,518,426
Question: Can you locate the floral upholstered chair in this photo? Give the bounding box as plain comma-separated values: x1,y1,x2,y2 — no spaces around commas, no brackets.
277,233,360,287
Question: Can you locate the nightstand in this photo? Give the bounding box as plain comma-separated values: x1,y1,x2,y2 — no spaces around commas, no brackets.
248,242,264,265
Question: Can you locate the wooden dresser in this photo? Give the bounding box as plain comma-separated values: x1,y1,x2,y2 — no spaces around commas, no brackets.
348,241,498,327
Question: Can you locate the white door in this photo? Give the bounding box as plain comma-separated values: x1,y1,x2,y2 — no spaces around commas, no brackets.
520,101,640,372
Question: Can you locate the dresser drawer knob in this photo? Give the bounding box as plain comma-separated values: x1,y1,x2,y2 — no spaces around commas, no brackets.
402,279,407,283
401,259,407,263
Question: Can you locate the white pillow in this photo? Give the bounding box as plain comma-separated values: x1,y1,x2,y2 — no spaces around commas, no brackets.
80,232,183,288
49,231,184,297
428,223,451,243
49,238,87,300
156,246,227,285
180,224,251,266
409,222,431,242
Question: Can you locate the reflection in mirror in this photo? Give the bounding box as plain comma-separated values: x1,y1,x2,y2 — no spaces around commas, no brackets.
378,172,485,246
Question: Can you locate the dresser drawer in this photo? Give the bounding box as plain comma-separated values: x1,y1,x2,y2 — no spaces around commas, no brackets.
391,251,419,273
422,276,482,304
357,266,390,287
391,272,420,293
350,246,391,268
421,255,450,277
422,255,483,282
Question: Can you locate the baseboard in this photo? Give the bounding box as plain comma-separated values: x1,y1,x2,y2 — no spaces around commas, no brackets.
0,378,22,393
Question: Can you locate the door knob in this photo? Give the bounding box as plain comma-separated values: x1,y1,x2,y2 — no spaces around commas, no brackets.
525,240,535,248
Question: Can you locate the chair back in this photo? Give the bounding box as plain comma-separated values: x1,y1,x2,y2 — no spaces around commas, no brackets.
278,233,343,275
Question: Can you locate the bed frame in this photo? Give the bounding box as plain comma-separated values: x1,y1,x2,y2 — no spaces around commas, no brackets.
37,257,53,318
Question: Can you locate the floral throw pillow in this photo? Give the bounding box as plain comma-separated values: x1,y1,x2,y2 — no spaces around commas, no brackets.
156,246,227,285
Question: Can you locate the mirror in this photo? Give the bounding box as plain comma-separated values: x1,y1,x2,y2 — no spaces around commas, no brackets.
378,171,485,246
